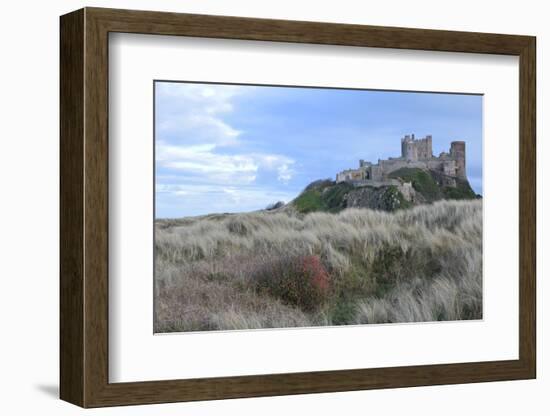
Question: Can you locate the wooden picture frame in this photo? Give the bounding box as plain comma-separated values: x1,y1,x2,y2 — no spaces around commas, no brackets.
60,7,536,408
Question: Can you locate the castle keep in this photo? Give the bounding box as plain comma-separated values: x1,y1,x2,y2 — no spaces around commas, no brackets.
336,134,466,184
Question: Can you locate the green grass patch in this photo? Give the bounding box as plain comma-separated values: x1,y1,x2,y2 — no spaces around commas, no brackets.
442,178,476,200
322,182,354,212
294,182,353,214
389,167,441,201
294,189,324,213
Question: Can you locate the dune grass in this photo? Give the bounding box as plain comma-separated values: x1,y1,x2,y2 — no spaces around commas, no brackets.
154,199,482,332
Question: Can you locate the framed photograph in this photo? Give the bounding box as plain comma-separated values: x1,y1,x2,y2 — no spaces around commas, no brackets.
60,7,536,407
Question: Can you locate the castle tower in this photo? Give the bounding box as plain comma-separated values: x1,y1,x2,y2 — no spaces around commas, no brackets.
422,135,433,159
401,134,433,161
450,141,466,178
405,141,418,161
401,135,410,159
401,134,417,161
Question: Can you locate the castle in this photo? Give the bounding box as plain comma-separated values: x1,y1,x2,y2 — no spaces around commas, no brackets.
336,134,466,184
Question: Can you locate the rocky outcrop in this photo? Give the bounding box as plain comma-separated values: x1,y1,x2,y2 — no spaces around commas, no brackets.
343,185,412,211
291,168,477,214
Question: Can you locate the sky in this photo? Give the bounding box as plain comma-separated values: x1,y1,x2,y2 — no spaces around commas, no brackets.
155,81,483,218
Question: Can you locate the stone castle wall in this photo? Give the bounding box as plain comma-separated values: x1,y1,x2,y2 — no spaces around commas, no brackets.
336,135,466,184
402,134,433,161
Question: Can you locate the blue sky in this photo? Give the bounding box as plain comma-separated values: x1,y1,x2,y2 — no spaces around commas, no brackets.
155,82,483,218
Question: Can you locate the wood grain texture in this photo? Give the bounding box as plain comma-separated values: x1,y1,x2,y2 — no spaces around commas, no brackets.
83,10,110,406
59,8,84,407
59,7,537,408
518,38,537,376
89,7,532,54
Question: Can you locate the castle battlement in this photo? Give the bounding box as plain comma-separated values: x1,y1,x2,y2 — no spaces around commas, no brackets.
336,134,466,184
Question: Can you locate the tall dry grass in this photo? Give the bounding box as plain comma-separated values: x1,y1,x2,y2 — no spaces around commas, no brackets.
155,199,482,332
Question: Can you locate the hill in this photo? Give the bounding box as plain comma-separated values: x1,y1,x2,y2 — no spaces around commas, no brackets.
291,167,478,214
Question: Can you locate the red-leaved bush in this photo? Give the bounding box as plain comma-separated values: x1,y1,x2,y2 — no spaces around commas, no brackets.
300,255,330,294
252,254,331,312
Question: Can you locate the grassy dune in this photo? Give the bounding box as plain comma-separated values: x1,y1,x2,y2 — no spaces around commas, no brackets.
154,199,482,332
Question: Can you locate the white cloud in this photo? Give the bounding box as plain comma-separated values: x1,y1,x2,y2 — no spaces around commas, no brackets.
158,113,241,147
157,140,294,185
156,83,249,147
157,82,244,112
157,82,296,183
155,82,297,217
276,164,294,183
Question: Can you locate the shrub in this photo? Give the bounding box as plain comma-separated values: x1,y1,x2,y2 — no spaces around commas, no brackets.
370,244,407,295
330,297,358,325
301,255,330,293
253,255,331,312
266,201,285,211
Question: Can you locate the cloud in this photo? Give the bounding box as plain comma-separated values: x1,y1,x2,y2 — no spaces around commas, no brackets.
156,82,295,189
276,163,294,183
156,82,244,113
157,140,295,186
156,83,249,147
158,113,241,147
157,141,257,184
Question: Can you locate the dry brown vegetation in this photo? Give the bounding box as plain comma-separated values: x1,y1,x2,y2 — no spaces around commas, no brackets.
154,199,482,332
